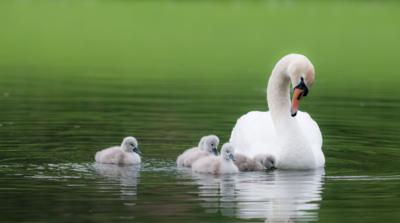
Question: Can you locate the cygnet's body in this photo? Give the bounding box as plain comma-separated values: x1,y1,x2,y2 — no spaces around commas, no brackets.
176,135,219,167
234,154,275,171
95,136,141,165
192,143,239,175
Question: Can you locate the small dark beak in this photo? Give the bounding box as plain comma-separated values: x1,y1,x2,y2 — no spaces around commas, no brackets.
229,154,235,161
212,147,218,156
133,147,141,155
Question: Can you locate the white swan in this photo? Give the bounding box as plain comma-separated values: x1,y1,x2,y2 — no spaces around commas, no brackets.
192,143,239,175
230,54,325,169
95,136,141,165
176,135,219,167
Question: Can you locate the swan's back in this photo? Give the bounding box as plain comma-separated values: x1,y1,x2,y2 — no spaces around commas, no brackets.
95,146,141,165
230,111,278,158
296,111,324,167
192,156,221,174
95,146,124,164
176,147,210,167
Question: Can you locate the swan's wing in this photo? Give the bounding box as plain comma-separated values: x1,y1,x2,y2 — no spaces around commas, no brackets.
297,111,325,167
177,147,197,166
95,146,123,164
192,156,219,174
184,149,209,167
229,111,278,158
296,112,322,148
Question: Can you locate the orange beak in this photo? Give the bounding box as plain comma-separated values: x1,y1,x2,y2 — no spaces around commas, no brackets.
291,88,304,117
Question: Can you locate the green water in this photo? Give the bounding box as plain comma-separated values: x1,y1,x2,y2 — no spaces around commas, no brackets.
1,1,400,222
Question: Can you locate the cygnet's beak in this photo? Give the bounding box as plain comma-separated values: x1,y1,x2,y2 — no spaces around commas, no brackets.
291,88,304,117
229,153,235,161
133,147,141,155
212,147,218,156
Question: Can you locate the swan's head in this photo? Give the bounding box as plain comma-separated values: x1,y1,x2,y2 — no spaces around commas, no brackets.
199,135,220,155
121,136,141,155
287,56,315,117
221,143,235,161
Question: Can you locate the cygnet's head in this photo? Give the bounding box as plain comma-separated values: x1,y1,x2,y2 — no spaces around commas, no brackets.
199,135,219,155
121,136,141,155
221,143,235,161
254,155,276,170
287,55,315,117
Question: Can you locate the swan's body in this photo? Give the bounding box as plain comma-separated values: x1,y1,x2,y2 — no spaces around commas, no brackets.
177,135,219,167
230,54,325,169
192,143,239,175
95,136,141,165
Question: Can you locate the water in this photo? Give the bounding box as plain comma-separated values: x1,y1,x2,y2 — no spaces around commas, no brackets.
1,1,400,222
1,70,399,223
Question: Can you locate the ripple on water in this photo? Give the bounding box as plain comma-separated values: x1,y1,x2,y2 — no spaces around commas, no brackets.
1,158,400,222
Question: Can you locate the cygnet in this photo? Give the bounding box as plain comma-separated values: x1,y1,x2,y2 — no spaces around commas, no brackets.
95,136,141,165
192,143,239,175
234,153,275,171
176,135,219,167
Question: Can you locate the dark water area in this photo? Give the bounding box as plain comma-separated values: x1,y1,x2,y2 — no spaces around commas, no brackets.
1,68,399,222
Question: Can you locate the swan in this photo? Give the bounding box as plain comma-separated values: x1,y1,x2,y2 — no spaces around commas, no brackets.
95,136,141,165
176,135,219,167
192,143,239,175
234,154,275,171
230,54,325,169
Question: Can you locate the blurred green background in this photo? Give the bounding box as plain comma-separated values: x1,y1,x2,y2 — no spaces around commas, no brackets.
1,0,399,83
1,0,399,163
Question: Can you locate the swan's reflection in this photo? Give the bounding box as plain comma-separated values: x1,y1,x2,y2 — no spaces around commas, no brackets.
93,163,140,202
189,169,324,222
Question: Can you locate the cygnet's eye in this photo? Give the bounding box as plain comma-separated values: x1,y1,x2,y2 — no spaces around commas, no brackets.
130,143,135,147
211,143,214,146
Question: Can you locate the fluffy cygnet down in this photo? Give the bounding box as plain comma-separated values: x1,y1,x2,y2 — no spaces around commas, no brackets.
234,154,276,171
192,143,239,175
176,135,219,167
95,136,141,165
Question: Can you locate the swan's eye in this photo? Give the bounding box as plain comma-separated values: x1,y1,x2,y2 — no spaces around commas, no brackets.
211,144,214,146
294,77,309,97
130,143,134,147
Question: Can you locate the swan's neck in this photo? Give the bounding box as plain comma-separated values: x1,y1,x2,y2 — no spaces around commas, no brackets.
266,55,315,168
268,55,302,126
121,145,131,153
267,62,291,121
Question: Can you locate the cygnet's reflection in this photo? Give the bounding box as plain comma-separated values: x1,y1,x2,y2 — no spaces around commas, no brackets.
93,163,140,201
189,169,324,222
